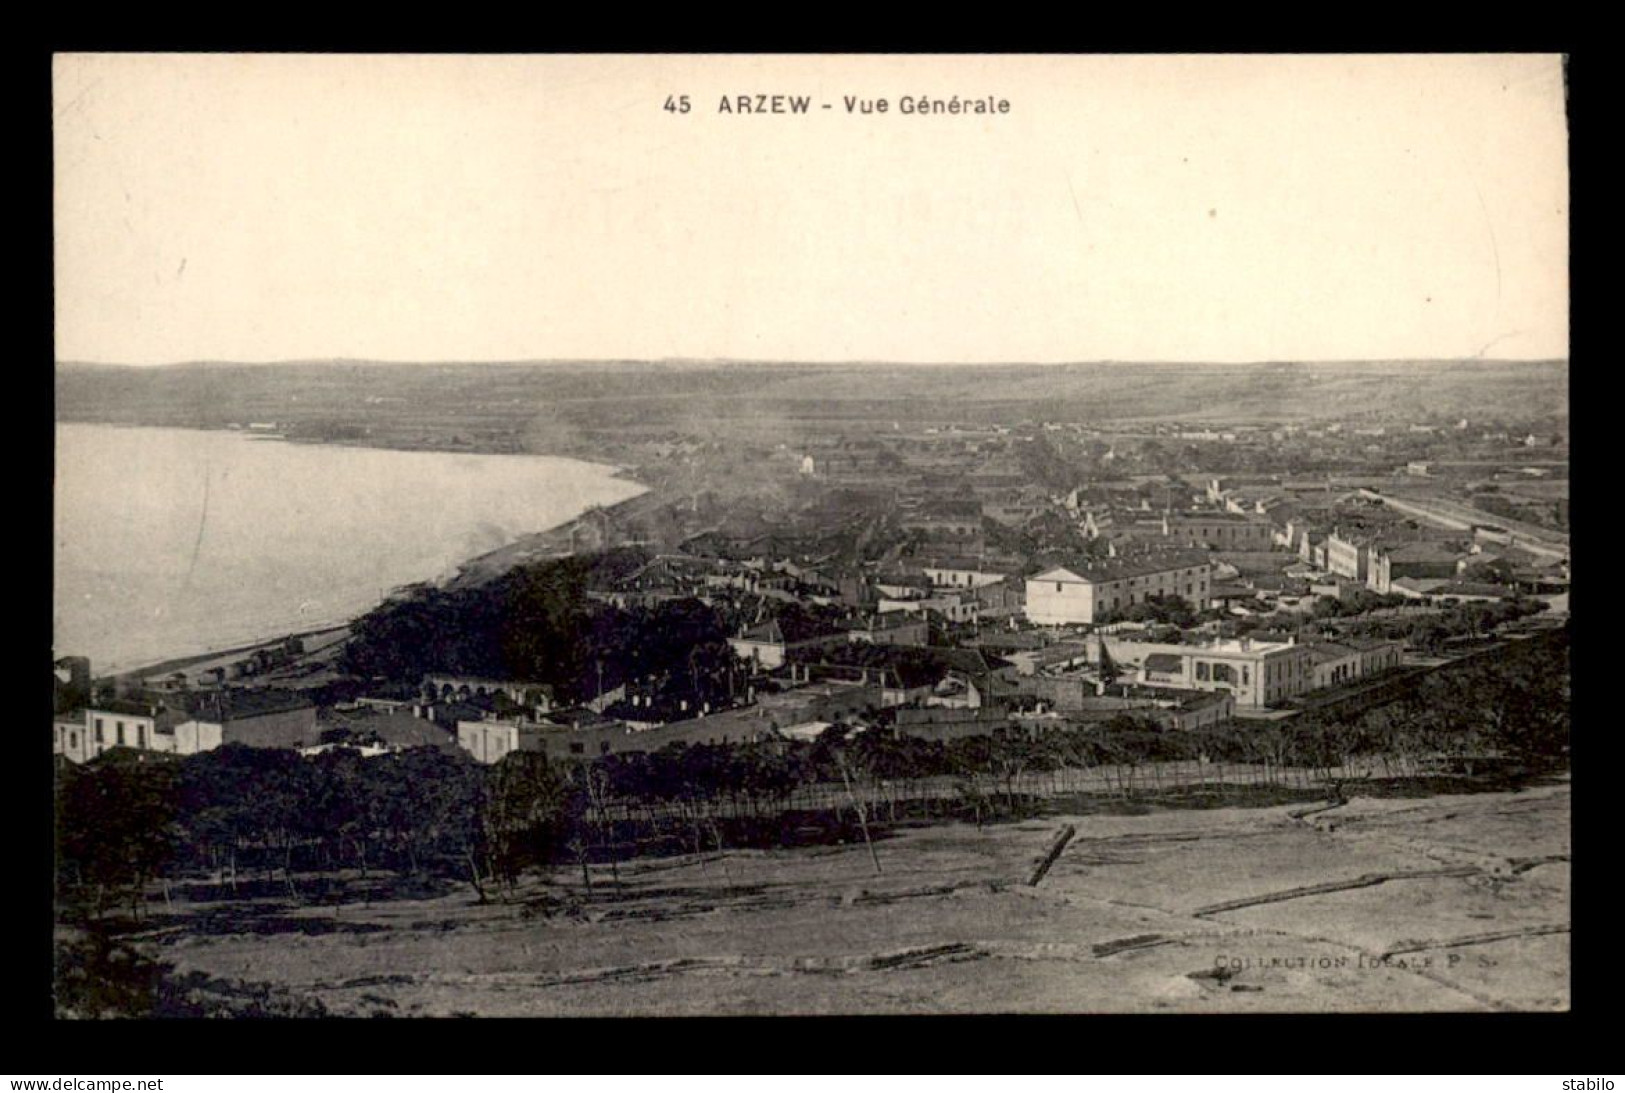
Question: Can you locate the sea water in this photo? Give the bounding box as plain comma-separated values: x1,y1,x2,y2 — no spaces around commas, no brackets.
54,423,645,674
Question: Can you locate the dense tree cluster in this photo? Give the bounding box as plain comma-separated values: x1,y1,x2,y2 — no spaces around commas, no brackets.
1097,594,1201,629
1309,590,1411,618
1015,434,1080,492
1336,596,1548,652
55,744,579,918
341,550,738,705
1459,558,1519,585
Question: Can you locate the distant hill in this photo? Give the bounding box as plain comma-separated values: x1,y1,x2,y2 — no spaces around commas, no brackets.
55,358,1569,439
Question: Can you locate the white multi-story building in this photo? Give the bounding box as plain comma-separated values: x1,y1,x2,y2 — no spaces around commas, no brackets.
1108,634,1314,708
1025,552,1212,626
63,700,186,762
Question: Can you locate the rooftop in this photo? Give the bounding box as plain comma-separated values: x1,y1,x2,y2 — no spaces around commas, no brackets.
845,613,926,633
1168,510,1269,524
789,644,993,689
1107,685,1235,712
1029,642,1094,667
736,620,786,645
902,501,984,522
1302,641,1359,663
1379,542,1464,564
1392,577,1451,594
1184,636,1296,657
184,688,318,722
324,710,457,752
918,556,1017,573
87,698,168,718
1037,550,1211,583
1429,581,1518,599
1341,637,1403,652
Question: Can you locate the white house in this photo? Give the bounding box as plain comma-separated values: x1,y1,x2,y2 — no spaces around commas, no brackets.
727,620,788,670
919,559,1012,590
70,701,186,761
1024,553,1212,626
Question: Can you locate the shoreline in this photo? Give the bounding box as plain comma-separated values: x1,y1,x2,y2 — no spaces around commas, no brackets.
441,484,663,591
55,416,643,474
107,485,656,686
107,623,354,685
60,421,655,685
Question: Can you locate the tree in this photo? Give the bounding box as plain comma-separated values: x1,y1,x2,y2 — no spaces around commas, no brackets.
1311,595,1344,620
945,735,997,828
306,748,381,879
1097,641,1121,686
988,725,1048,812
482,751,574,897
379,747,486,883
58,752,181,920
1407,617,1452,654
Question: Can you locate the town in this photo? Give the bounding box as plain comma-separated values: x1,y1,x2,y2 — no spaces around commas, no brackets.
52,359,1572,1017
47,45,1575,1040
55,378,1570,770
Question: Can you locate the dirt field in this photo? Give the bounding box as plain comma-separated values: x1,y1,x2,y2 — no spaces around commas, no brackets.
145,778,1569,1015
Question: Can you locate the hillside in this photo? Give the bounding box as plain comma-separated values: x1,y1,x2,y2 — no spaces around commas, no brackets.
55,359,1569,456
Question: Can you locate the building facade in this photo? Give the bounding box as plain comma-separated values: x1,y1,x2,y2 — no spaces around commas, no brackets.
1024,553,1212,626
1096,635,1314,708
1367,542,1463,594
1326,531,1372,583
920,559,1014,590
74,701,186,760
1162,512,1274,550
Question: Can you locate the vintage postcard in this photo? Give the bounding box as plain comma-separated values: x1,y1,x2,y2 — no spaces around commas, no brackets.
52,53,1569,1016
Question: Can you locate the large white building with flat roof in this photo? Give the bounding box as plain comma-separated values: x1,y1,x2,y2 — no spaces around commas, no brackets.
1099,634,1315,708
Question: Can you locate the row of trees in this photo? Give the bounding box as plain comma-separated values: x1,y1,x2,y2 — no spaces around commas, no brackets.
1223,590,1548,647
1097,593,1204,630
1334,596,1549,652
812,630,1567,816
56,744,577,919
1091,585,1544,642
1309,589,1413,618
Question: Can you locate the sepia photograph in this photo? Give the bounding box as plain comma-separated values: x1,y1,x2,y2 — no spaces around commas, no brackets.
51,52,1570,1018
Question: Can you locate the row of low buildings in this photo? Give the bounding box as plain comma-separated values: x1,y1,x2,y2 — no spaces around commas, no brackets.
1307,525,1565,599
52,668,549,766
455,676,882,765
55,622,1409,775
54,689,321,764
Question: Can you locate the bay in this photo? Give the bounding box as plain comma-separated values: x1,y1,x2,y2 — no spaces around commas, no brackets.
54,423,646,674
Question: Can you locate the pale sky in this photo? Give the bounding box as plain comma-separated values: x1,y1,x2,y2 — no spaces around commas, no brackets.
53,53,1569,366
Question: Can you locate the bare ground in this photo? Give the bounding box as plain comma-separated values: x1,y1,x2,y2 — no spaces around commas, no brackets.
149,778,1569,1015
